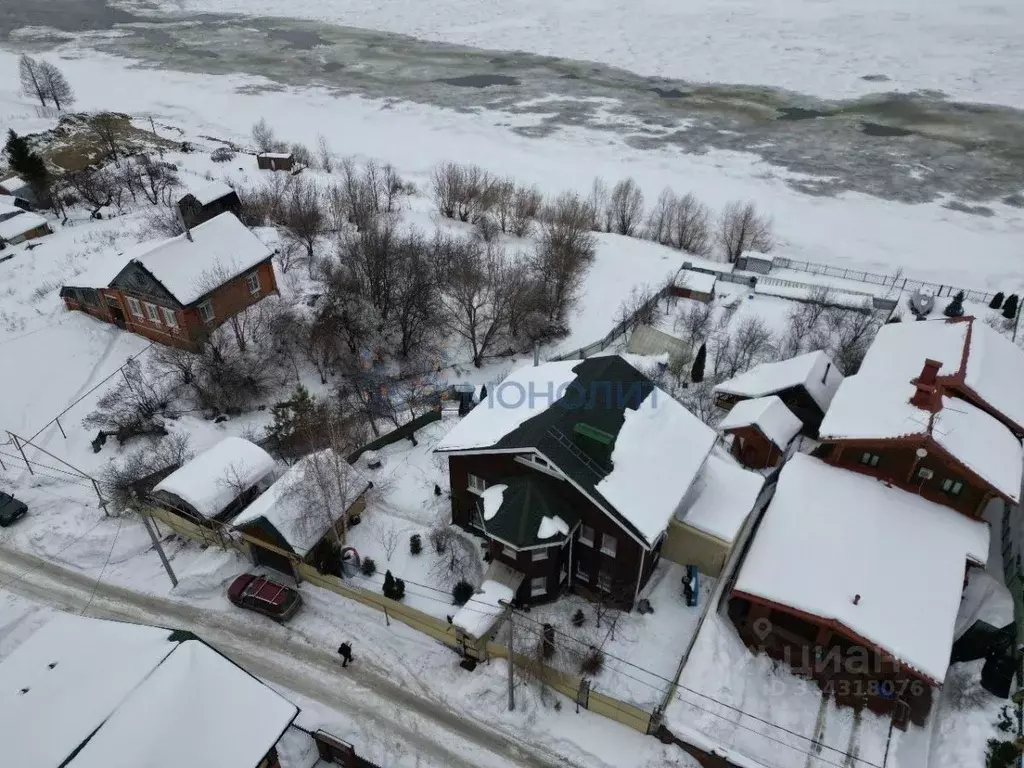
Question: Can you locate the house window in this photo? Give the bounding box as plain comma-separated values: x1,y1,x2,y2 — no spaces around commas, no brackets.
532,548,549,562
859,452,881,468
575,564,589,582
126,297,144,318
942,478,964,496
502,545,517,560
161,307,178,328
144,302,161,323
597,572,613,592
600,534,617,558
579,525,595,547
198,300,215,323
916,467,934,481
467,473,487,494
530,577,547,597
246,272,261,295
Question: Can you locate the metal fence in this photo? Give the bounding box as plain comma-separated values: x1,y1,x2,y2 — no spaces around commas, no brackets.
772,256,995,305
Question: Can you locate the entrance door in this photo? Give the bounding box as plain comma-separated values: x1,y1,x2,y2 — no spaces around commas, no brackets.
104,295,127,328
250,544,297,580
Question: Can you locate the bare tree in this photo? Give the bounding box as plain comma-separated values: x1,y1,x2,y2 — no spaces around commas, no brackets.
18,55,47,108
375,523,400,562
438,240,525,367
66,167,122,218
718,201,773,262
646,188,676,244
669,193,712,256
100,433,194,514
531,198,596,330
252,118,279,153
430,162,491,223
92,114,125,163
609,177,645,236
587,177,610,232
674,300,714,348
134,154,179,205
316,134,333,172
83,359,175,443
510,184,542,237
282,176,325,274
715,316,776,379
615,285,660,336
38,60,75,111
778,286,833,358
290,142,313,168
143,201,187,237
428,527,483,589
809,306,881,375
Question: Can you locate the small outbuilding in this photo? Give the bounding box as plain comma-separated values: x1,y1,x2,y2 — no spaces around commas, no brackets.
151,436,277,525
231,450,371,578
178,180,241,229
713,350,844,436
672,269,718,303
0,175,36,206
0,211,51,246
256,152,294,172
718,395,802,469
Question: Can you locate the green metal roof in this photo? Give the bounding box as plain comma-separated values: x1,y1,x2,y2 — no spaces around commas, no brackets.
481,475,581,548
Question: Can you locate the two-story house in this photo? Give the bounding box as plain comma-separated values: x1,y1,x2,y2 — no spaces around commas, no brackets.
435,355,718,608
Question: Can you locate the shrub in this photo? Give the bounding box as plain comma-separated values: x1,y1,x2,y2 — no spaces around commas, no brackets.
542,624,556,659
429,525,454,554
1002,294,1019,320
943,290,965,318
990,292,1005,310
986,739,1017,768
452,579,475,605
360,557,377,576
571,609,585,628
211,147,235,163
382,569,396,598
579,647,605,676
409,533,422,555
394,577,406,601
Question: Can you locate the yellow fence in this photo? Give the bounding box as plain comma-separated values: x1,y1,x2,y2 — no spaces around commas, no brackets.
143,505,655,734
660,518,729,577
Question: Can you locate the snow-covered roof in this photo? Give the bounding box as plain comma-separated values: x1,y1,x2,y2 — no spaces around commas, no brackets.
231,450,370,557
154,436,277,519
452,579,515,639
0,613,297,768
436,360,582,451
676,451,765,544
733,454,989,683
259,152,293,159
0,212,47,240
717,395,802,449
0,176,26,192
962,319,1024,434
714,350,843,411
595,386,717,545
186,179,236,206
678,269,717,294
117,213,272,306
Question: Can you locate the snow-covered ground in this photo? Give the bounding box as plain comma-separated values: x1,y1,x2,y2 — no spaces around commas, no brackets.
113,0,1024,107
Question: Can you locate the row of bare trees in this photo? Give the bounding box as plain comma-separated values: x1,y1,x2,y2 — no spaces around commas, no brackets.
18,55,75,111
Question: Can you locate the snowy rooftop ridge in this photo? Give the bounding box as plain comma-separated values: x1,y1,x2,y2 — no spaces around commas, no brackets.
717,395,802,449
186,179,236,206
154,436,277,519
118,213,273,306
733,453,989,684
0,613,298,768
231,449,371,557
0,212,47,241
713,350,843,411
675,450,765,545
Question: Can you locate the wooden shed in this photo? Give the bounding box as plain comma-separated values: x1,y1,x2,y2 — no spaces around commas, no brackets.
717,395,802,469
671,269,718,303
256,152,294,172
178,180,241,228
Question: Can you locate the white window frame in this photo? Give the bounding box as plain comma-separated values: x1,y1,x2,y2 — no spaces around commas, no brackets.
579,524,595,547
126,296,144,318
532,548,549,562
942,478,964,496
597,572,613,593
502,545,517,560
514,453,564,480
859,452,880,468
574,563,589,582
198,300,215,323
144,302,161,323
246,272,261,295
530,577,547,597
600,533,617,558
467,473,487,495
161,307,179,328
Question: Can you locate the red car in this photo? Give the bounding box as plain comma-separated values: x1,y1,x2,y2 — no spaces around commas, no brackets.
227,573,303,622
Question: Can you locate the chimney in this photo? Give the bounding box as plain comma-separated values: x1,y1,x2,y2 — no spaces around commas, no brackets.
533,343,540,367
175,203,193,242
909,359,943,412
853,594,861,606
821,361,831,385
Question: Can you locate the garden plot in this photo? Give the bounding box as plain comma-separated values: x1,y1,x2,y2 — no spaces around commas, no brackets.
525,560,714,710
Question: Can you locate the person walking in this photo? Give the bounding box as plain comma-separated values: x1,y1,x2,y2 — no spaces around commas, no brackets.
337,641,353,667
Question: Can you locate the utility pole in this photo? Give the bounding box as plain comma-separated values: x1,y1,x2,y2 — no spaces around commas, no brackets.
503,602,515,711
8,432,33,475
140,511,178,588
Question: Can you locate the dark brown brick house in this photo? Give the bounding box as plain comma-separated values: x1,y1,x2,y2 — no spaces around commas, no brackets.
178,180,242,228
60,213,278,351
436,355,718,607
717,394,802,470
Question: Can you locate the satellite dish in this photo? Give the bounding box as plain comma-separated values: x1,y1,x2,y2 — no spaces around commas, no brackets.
916,447,928,459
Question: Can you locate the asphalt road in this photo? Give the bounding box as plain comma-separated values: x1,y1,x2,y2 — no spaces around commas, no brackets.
0,543,580,768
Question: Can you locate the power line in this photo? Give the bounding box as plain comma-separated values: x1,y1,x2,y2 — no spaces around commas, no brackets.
81,514,124,617
0,519,105,593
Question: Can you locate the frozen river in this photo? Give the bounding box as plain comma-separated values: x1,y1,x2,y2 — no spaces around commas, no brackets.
1,0,1022,206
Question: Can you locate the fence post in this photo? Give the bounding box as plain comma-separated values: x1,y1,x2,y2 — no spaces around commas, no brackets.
8,433,33,475
54,416,67,440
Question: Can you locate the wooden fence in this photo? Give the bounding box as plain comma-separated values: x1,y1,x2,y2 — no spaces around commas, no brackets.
143,505,654,735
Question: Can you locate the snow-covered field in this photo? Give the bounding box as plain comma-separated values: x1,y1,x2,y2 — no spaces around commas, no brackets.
113,0,1024,107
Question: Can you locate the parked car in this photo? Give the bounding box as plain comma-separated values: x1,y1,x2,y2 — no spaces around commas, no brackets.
227,573,302,622
0,491,27,527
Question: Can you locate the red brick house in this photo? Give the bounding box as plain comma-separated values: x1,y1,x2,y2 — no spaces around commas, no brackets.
60,213,278,351
713,350,844,436
817,316,1023,519
435,355,718,607
717,394,801,469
